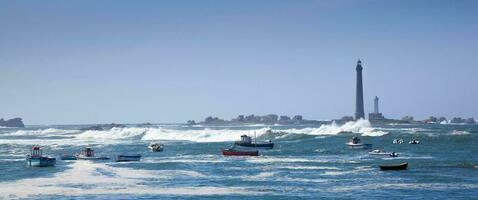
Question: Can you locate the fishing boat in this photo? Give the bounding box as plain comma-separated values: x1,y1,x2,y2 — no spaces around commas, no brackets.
346,137,372,149
234,135,274,149
26,146,56,167
380,162,408,170
76,147,109,160
60,154,77,160
148,143,164,152
221,148,259,156
409,139,420,144
115,154,142,162
369,149,398,157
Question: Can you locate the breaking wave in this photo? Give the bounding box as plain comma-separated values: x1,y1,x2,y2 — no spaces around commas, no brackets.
280,120,388,137
74,120,387,142
2,128,79,137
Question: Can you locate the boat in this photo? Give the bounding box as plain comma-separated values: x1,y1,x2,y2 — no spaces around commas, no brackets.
409,139,420,144
60,154,77,160
380,162,408,170
234,135,274,149
393,138,404,144
26,146,56,167
148,143,164,152
369,149,399,157
76,147,109,160
346,137,372,149
115,154,141,162
221,148,259,156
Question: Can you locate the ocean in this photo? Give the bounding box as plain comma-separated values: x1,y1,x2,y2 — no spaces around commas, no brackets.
0,120,477,199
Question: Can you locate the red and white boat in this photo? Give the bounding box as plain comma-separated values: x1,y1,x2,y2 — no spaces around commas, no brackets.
221,148,259,156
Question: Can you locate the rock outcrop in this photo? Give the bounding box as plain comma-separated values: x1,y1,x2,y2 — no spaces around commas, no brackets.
0,118,25,128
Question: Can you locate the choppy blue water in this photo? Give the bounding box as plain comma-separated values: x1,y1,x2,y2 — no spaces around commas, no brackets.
0,121,477,199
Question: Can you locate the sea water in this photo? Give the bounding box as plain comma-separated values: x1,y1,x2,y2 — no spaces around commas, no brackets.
0,120,477,199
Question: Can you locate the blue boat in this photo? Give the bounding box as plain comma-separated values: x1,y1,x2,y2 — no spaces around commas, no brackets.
115,154,141,162
26,146,56,167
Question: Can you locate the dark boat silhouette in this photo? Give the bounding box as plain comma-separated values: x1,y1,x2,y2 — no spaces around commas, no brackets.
221,148,259,156
234,135,274,149
380,162,408,170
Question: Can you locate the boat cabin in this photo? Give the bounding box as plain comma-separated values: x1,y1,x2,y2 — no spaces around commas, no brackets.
80,147,95,157
349,137,361,144
31,146,43,157
240,135,252,144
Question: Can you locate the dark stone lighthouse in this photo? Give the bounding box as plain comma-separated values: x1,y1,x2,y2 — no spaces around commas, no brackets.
355,59,365,120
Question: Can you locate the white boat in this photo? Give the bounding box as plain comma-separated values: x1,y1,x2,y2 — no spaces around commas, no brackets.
76,147,109,160
346,137,372,149
393,138,404,144
148,143,164,152
409,139,420,144
369,149,398,157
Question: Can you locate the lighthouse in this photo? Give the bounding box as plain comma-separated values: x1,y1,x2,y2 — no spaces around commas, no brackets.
355,60,365,120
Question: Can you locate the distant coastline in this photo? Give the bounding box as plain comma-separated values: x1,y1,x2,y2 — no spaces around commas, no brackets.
187,114,477,126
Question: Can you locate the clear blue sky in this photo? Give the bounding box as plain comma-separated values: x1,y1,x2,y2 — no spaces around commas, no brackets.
1,0,477,124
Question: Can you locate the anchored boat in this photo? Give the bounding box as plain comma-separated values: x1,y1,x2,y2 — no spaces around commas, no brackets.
115,154,142,162
380,162,408,170
346,137,372,149
26,146,56,167
221,148,259,156
234,135,274,149
409,139,420,144
76,147,109,160
148,143,164,152
369,149,398,157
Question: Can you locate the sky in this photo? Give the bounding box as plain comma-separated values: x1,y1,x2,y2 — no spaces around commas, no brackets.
0,0,477,125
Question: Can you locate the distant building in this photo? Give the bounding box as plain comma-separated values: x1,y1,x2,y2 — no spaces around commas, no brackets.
368,96,385,122
279,115,291,121
292,115,303,121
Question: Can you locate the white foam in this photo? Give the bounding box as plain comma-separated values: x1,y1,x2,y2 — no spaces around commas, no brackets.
0,161,264,198
3,128,78,137
280,120,388,137
449,130,471,135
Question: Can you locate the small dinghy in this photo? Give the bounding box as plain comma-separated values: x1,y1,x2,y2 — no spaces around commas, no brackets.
234,135,274,149
76,147,109,160
60,154,77,160
369,149,399,157
221,148,259,156
380,162,408,170
409,139,420,144
148,143,164,152
115,154,142,162
346,137,372,149
393,138,404,144
26,146,56,167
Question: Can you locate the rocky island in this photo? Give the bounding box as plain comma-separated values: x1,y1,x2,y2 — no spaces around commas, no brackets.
0,118,25,128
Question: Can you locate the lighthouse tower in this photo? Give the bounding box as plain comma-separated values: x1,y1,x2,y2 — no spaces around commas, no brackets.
355,60,365,120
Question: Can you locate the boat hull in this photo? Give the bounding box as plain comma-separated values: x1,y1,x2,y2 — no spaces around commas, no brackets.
76,156,109,160
221,148,259,156
346,143,372,149
380,162,408,170
61,155,77,160
27,157,56,167
234,141,274,149
115,155,142,162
